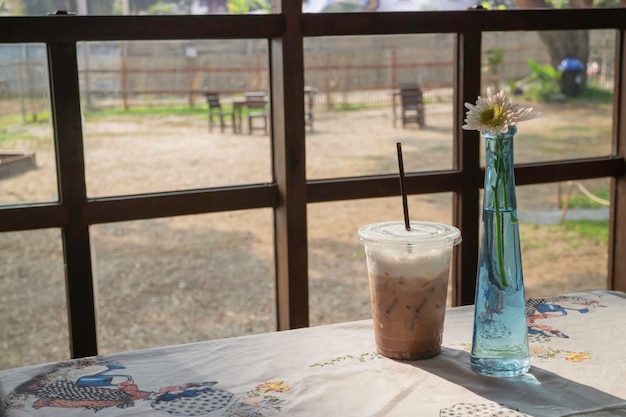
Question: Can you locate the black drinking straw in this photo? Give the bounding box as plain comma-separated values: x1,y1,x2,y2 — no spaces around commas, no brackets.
396,142,411,231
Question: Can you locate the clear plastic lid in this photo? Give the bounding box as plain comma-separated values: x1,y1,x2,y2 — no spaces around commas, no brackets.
357,221,461,248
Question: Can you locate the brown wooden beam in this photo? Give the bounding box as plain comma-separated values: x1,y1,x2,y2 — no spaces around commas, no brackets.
85,185,279,225
307,171,463,203
48,41,98,358
0,14,285,43
453,32,482,306
515,157,623,185
301,9,626,38
1,158,619,233
609,28,626,292
271,0,309,330
0,204,67,232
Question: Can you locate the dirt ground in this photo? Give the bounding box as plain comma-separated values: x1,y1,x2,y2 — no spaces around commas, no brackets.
0,101,610,369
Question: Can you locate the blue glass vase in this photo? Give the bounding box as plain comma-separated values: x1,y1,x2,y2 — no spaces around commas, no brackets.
470,125,530,377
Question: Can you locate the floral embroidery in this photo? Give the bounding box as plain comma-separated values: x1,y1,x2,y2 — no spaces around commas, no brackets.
456,343,590,361
565,352,591,362
309,352,382,368
441,402,531,416
529,346,557,359
453,294,603,363
529,346,590,361
256,381,290,393
225,381,290,417
459,343,472,352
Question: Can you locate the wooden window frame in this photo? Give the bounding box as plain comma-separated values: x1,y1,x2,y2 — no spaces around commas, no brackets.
0,7,624,358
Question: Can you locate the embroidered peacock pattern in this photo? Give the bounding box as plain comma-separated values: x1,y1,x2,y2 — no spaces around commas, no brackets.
4,357,289,416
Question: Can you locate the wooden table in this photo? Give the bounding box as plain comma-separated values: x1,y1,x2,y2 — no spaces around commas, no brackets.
232,98,247,134
232,92,268,134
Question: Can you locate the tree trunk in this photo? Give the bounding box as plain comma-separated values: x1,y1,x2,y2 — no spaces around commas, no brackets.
515,0,590,87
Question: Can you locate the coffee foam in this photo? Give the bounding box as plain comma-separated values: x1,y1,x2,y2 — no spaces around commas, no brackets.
365,245,451,279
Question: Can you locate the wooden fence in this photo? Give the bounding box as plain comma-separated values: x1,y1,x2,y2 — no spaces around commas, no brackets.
0,30,616,118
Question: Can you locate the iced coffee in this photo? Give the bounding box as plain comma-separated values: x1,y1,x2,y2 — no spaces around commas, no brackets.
358,221,461,360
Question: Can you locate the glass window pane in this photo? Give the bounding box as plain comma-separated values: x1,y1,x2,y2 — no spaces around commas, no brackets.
0,43,57,206
8,3,276,16
303,1,477,13
308,194,454,326
517,180,609,297
0,229,68,370
305,34,455,179
93,209,275,354
481,30,614,163
477,180,609,297
80,40,271,197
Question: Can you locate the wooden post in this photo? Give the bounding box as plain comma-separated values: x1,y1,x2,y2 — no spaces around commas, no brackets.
391,49,397,88
609,28,626,291
48,41,98,358
453,32,482,306
271,0,309,329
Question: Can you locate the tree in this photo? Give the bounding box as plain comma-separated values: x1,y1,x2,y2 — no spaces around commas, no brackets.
514,0,625,90
22,0,74,14
515,0,589,82
321,0,365,12
20,0,115,15
0,0,24,15
226,0,270,13
515,0,593,86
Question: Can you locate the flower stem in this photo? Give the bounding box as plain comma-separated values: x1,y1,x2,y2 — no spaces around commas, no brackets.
494,207,508,288
494,135,509,288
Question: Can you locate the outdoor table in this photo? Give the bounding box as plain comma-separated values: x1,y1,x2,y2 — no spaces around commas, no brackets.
232,98,247,134
1,290,625,416
387,88,401,127
231,92,268,135
387,86,426,128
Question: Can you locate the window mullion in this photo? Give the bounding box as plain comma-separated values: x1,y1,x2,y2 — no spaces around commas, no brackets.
48,40,98,357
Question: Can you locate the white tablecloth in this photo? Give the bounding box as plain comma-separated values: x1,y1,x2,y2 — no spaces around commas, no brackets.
1,290,625,416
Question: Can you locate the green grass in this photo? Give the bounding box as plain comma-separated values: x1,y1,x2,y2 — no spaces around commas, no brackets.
325,103,375,112
578,85,614,104
522,219,608,254
562,219,609,244
84,105,208,119
523,83,613,105
0,130,38,144
0,112,50,128
565,188,610,209
0,113,51,145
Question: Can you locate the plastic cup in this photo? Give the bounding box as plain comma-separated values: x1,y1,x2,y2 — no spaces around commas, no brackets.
357,221,461,360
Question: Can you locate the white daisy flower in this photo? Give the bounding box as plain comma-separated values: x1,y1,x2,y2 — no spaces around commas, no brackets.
462,88,540,135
